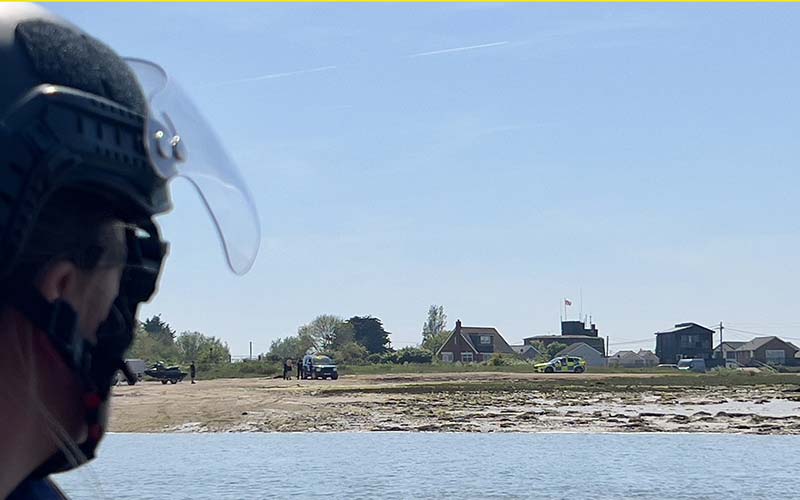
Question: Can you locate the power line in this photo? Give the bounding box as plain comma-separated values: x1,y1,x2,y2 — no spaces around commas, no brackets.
727,327,788,337
728,322,800,328
609,338,653,346
722,329,752,339
726,327,800,342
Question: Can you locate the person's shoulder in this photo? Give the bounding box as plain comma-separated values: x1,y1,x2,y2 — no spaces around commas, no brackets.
8,478,68,500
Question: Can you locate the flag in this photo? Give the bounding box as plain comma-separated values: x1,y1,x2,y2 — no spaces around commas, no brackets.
564,299,572,306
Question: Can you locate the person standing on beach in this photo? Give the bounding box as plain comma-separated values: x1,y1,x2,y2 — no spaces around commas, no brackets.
285,359,293,380
190,361,197,384
297,358,302,379
0,4,260,496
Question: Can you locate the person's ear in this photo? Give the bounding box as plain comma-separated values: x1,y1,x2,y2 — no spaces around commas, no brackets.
36,260,81,302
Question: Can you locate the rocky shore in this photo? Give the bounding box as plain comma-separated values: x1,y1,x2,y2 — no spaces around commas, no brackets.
108,372,800,434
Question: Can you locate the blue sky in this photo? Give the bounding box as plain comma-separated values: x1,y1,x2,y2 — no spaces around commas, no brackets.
50,3,800,356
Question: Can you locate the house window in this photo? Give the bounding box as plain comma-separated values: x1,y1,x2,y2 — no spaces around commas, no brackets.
481,353,494,362
480,335,492,345
766,350,786,365
725,351,737,360
441,352,454,363
461,352,474,363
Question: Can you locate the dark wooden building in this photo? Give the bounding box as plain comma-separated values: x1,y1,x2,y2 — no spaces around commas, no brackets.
654,322,714,363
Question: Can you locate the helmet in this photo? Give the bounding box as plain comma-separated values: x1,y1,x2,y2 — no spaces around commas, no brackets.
0,4,259,475
0,4,170,275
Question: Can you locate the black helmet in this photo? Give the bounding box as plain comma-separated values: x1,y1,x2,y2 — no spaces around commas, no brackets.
0,3,259,476
0,4,172,279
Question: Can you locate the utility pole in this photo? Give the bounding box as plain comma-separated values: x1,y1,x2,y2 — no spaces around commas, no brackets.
718,322,724,365
606,335,610,357
249,341,253,361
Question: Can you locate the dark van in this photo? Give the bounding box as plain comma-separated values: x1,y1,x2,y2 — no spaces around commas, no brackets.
301,354,339,380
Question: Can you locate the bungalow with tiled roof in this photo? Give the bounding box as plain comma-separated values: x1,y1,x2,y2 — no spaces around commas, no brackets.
713,341,746,364
556,343,606,367
733,337,798,366
511,344,541,361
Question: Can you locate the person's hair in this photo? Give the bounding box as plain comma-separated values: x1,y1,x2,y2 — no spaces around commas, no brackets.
2,188,125,302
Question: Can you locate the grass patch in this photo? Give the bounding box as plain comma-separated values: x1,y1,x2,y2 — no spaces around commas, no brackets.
199,361,282,379
317,372,800,396
341,363,718,376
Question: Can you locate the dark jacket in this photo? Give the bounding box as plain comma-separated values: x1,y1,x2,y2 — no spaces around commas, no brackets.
8,478,67,499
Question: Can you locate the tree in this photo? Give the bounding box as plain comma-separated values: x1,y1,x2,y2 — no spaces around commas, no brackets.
176,331,231,366
347,316,391,354
268,334,315,361
530,341,568,362
422,305,447,345
298,314,347,351
128,321,179,363
331,322,355,349
175,331,204,362
422,330,451,355
296,324,318,351
141,314,175,345
330,342,369,365
194,336,231,367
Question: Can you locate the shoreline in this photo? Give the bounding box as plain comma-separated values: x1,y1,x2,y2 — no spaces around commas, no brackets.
109,372,800,435
104,430,800,436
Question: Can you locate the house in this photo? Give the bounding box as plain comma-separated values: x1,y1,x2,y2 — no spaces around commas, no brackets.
637,350,660,367
654,322,714,364
713,341,746,364
609,350,641,368
608,349,659,368
732,337,798,366
556,343,606,367
524,320,606,356
524,335,606,356
511,344,541,361
437,319,516,363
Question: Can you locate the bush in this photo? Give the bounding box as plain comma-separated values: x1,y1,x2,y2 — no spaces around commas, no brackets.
711,367,741,377
330,342,369,365
486,354,527,366
199,361,281,379
396,347,433,364
381,351,399,364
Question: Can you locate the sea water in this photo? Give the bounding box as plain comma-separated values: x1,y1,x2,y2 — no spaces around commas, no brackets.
57,432,797,499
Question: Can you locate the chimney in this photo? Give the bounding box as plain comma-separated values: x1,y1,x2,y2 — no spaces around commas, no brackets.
455,319,462,331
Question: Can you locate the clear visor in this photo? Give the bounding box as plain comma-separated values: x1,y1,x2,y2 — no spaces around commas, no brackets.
124,57,260,275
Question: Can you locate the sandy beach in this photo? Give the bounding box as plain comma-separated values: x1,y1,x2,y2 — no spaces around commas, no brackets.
108,372,800,434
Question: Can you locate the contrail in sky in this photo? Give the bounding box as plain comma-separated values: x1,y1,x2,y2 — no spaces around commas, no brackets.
203,65,338,88
407,41,510,58
202,40,511,87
